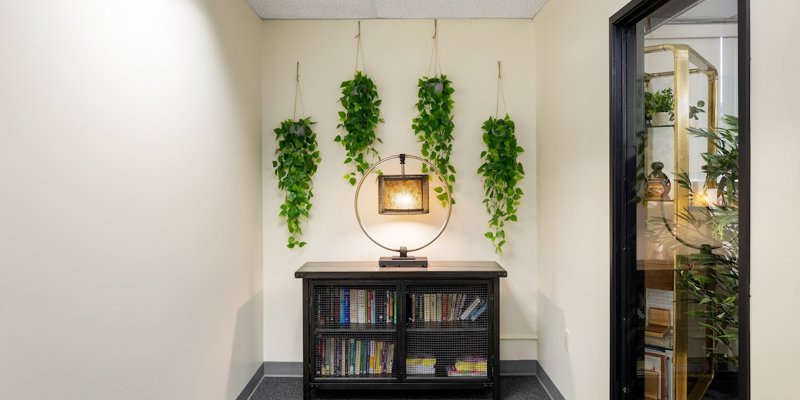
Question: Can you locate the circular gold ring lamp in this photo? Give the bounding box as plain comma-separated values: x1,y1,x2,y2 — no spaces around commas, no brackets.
354,154,451,268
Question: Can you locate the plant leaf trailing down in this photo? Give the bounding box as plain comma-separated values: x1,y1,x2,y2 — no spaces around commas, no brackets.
412,75,456,206
335,71,383,185
477,115,525,253
272,117,321,249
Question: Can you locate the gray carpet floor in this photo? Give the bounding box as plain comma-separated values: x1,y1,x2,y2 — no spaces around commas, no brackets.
249,376,551,400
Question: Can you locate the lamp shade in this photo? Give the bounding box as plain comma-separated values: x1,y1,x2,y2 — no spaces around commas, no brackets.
378,174,429,215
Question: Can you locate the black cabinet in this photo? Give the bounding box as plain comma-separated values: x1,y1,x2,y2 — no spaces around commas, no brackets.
295,261,507,400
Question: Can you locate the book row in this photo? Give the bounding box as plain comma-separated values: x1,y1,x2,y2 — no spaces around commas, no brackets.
409,293,487,322
316,338,395,377
405,356,488,377
316,288,397,325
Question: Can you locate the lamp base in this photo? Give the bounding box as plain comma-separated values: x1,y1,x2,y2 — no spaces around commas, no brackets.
379,256,428,268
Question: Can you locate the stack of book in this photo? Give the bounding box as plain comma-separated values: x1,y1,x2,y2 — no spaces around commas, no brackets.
406,356,437,376
409,293,487,322
446,357,487,377
316,338,395,377
317,288,397,325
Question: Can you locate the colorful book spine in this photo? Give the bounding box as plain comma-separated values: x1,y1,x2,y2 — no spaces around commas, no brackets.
460,297,481,320
469,302,488,321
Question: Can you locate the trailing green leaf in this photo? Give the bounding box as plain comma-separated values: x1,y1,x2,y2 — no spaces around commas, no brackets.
273,117,321,249
411,75,456,206
477,114,525,253
336,71,383,185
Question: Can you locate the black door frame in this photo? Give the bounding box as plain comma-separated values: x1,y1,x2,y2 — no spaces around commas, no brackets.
609,0,750,398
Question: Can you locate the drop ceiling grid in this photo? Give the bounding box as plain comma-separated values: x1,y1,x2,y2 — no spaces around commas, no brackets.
245,0,549,20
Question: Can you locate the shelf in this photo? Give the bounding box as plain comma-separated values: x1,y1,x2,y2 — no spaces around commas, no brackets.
647,124,675,128
315,322,397,333
406,375,488,381
406,321,487,332
297,262,505,399
313,375,397,381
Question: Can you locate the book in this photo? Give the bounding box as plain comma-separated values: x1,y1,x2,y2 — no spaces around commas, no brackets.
469,302,488,321
358,290,366,323
387,343,395,374
442,293,450,321
460,297,481,320
406,356,436,375
456,294,465,318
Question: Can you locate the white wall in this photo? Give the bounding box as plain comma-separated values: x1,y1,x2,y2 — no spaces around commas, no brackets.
534,0,627,398
261,20,538,362
750,1,800,398
0,1,263,399
535,0,800,399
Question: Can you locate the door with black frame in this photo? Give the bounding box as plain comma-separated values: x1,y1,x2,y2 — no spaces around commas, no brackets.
610,0,749,399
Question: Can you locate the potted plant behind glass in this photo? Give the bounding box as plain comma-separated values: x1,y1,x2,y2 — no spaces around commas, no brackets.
645,88,675,126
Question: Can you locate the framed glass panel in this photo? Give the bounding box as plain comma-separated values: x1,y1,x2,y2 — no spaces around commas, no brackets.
611,0,749,399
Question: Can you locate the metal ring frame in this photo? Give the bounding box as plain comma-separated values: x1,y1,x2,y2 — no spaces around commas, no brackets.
353,154,452,254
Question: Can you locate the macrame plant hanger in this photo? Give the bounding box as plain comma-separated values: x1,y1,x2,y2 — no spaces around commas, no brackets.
495,60,508,118
427,19,443,77
293,61,305,120
354,21,367,73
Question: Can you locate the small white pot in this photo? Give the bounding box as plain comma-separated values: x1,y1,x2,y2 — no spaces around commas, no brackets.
651,112,671,126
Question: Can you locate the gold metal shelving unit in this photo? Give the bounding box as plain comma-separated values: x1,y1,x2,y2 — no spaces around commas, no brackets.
643,44,718,400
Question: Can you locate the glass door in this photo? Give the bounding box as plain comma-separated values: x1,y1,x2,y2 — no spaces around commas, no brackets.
611,0,749,399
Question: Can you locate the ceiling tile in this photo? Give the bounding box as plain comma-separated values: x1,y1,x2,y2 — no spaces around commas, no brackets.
246,0,548,20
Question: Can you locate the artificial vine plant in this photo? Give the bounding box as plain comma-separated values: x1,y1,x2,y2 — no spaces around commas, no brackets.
335,71,383,185
478,115,525,253
649,115,740,366
272,117,321,248
411,75,456,206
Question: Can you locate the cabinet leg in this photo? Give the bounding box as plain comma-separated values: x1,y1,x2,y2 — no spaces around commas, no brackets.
493,382,501,400
303,385,311,400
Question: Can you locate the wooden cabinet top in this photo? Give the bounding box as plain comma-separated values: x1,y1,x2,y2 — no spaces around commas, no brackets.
294,261,507,279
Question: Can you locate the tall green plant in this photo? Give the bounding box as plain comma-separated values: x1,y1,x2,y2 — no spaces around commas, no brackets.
478,115,525,253
412,75,456,206
655,115,740,366
335,71,383,185
272,118,321,249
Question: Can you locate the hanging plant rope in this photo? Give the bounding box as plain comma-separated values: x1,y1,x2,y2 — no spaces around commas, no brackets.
478,61,525,253
272,62,321,249
412,19,456,206
335,21,384,186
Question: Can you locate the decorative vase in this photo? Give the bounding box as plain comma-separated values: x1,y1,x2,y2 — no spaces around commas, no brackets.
646,161,671,200
651,112,671,126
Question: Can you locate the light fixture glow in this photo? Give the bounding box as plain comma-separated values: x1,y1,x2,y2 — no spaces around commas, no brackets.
378,175,429,215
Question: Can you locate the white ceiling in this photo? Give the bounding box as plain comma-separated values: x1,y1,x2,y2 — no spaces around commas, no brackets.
674,0,737,22
245,0,549,20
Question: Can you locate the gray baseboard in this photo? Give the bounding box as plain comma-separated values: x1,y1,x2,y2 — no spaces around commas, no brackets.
499,359,537,375
236,363,265,400
263,361,303,376
260,360,565,400
535,362,566,400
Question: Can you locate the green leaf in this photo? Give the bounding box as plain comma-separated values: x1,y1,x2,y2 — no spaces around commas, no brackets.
273,117,321,249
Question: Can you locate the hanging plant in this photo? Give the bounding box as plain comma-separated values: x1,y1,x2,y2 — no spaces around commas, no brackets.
478,115,525,253
335,71,383,185
411,75,456,206
272,117,321,248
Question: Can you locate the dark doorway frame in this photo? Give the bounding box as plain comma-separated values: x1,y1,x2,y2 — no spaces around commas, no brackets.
609,0,750,399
